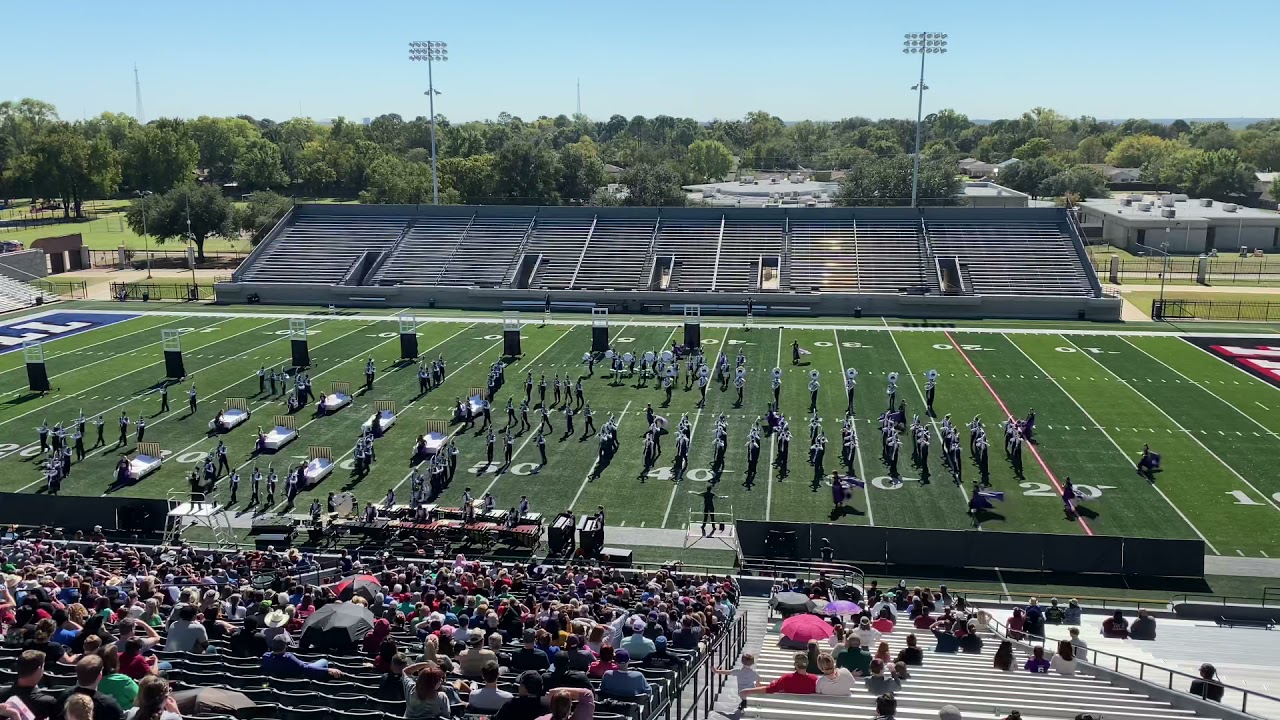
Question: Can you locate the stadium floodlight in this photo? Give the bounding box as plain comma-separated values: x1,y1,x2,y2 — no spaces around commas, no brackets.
409,40,449,206
904,31,949,208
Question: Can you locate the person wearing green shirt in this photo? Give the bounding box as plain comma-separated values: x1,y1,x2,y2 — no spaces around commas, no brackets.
836,637,871,675
98,646,139,709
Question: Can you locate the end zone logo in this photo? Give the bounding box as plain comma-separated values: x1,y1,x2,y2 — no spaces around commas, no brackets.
0,311,138,353
1184,336,1280,389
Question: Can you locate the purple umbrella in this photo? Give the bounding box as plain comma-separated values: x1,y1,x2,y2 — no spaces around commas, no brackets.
825,600,861,615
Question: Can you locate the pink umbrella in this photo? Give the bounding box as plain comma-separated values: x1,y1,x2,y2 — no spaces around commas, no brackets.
781,613,834,644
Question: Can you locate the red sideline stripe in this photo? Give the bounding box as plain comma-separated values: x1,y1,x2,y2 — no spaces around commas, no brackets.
942,331,1094,536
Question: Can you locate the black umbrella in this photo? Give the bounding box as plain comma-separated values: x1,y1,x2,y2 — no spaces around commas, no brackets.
172,687,256,716
770,591,818,616
332,574,381,603
300,601,375,652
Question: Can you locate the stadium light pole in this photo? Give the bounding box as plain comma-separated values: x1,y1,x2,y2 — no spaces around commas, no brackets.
409,40,448,206
904,32,947,208
134,190,153,279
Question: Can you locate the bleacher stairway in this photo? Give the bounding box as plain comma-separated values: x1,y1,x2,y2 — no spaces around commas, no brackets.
742,614,1219,720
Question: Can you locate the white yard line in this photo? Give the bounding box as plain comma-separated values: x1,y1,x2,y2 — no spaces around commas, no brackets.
0,315,190,380
3,317,264,432
661,406,703,529
570,400,631,511
835,328,873,526
1060,334,1280,514
1125,337,1280,438
882,318,970,506
1004,336,1217,554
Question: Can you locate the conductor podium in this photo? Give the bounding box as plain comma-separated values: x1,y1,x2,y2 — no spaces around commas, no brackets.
23,341,49,394
503,312,522,357
289,319,310,368
591,308,609,352
683,305,701,349
399,313,419,360
162,330,185,379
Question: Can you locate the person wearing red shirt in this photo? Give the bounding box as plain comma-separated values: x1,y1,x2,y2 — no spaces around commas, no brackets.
740,653,817,698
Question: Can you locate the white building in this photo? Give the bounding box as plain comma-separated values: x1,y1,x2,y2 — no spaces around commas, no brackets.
1079,194,1280,254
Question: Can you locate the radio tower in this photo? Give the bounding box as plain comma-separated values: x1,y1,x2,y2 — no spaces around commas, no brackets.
134,64,145,124
576,78,581,116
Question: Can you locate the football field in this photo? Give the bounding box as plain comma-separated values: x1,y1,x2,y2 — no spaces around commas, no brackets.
2,306,1280,558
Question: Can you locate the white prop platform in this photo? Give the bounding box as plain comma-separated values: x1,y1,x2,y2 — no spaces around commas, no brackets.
422,431,448,456
303,457,333,487
208,408,249,433
322,393,351,413
467,394,489,415
128,454,163,480
362,409,397,434
262,425,297,451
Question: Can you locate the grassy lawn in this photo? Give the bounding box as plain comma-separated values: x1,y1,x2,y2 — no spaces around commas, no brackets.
1124,290,1280,309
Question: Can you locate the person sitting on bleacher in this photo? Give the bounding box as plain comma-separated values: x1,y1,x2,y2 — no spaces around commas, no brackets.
260,634,341,679
539,687,596,720
895,633,923,667
741,652,817,698
1130,609,1157,640
0,650,60,720
641,636,680,671
1102,610,1130,639
492,670,546,720
561,635,595,672
863,658,902,694
402,663,452,720
815,652,857,695
671,615,703,651
512,629,551,673
1190,663,1225,703
836,636,871,675
620,621,654,660
600,649,650,698
457,629,499,678
466,660,513,715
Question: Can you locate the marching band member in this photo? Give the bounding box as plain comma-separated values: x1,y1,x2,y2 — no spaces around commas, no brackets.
552,373,562,406
92,414,105,448
564,405,575,437
37,419,49,454
364,358,376,392
735,370,746,405
485,428,496,468
518,495,530,516
846,371,857,415
504,430,515,466
117,411,130,448
792,340,801,365
158,383,169,414
228,469,240,504
250,466,262,505
135,416,147,444
188,384,198,415
808,374,820,413
925,370,937,415
775,427,791,477
266,465,278,506
536,430,547,468
886,372,898,410
538,374,547,406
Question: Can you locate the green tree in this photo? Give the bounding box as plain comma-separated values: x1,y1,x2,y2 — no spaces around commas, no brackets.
124,183,233,260
1041,165,1109,199
557,137,606,202
835,155,961,206
995,157,1059,198
0,98,59,155
619,163,685,206
359,154,434,204
233,137,288,190
122,123,199,192
82,112,139,151
233,190,293,242
1073,135,1110,164
1013,137,1055,160
927,109,972,142
1188,121,1237,151
1144,148,1255,198
492,135,562,205
188,116,259,182
366,114,407,151
1105,135,1178,168
686,139,733,182
439,154,497,204
14,123,120,218
1239,130,1280,171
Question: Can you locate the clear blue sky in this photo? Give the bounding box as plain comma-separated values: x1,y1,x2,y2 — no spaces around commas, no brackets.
4,0,1277,124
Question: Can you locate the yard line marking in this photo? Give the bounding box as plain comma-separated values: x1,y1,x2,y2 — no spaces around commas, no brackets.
1258,403,1270,411
661,405,703,529
1062,335,1280,515
942,331,1094,537
0,315,190,382
570,400,631,511
994,567,1010,598
881,319,972,509
835,328,872,526
477,327,576,499
1003,336,1216,553
766,326,781,521
1124,337,1280,444
1262,551,1270,558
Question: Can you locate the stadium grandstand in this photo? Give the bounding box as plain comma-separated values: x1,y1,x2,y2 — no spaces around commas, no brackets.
219,204,1117,320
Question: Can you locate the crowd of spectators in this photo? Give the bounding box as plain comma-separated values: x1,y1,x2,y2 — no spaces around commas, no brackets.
0,537,741,720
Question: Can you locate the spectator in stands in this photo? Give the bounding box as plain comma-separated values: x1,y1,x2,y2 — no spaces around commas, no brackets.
1068,627,1088,654
600,650,650,698
1024,598,1045,639
959,622,983,654
1190,663,1225,703
418,635,454,673
377,653,410,702
1045,598,1066,625
874,692,898,720
588,645,619,679
512,629,551,673
126,675,182,720
672,616,703,650
620,622,655,660
938,704,963,720
23,618,75,670
805,640,822,673
1006,608,1026,640
837,636,871,675
896,634,923,666
454,629,494,678
874,641,891,665
912,604,933,630
227,617,268,658
816,652,856,695
363,617,392,657
117,639,157,681
537,686,595,720
467,661,513,715
854,617,881,648
642,636,679,671
1130,609,1157,641
714,653,759,710
63,694,94,720
1102,610,1129,639
0,650,59,720
892,660,910,682
260,634,341,679
993,641,1015,671
492,670,546,720
57,655,124,720
1064,599,1082,625
402,663,451,720
585,625,606,655
560,635,594,672
163,606,207,654
1051,640,1077,676
96,646,139,710
864,659,901,694
1024,645,1051,674
740,652,816,697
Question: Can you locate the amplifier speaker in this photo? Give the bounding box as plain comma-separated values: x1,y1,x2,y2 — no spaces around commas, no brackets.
254,533,290,550
599,546,634,567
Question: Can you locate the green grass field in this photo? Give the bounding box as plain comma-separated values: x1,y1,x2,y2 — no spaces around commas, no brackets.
4,307,1280,559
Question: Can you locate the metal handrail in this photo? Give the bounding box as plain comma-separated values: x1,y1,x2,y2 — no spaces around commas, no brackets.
985,611,1280,716
670,608,750,720
1170,587,1280,608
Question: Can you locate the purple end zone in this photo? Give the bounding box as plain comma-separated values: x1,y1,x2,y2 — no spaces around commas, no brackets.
1182,335,1280,389
0,311,140,354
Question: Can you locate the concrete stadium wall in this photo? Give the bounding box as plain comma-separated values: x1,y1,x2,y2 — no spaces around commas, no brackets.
0,249,49,281
216,282,1123,321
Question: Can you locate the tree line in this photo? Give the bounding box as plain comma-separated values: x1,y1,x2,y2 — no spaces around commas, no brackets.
3,99,1277,227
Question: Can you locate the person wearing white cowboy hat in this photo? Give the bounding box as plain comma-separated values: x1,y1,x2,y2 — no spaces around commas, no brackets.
263,608,292,645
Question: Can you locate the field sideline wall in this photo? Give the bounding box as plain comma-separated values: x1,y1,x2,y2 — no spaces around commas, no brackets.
220,203,1122,321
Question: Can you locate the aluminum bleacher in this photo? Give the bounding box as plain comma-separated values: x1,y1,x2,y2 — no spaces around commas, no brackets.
717,221,784,292
437,216,531,288
524,217,594,290
574,218,657,291
651,219,722,292
789,220,926,293
369,214,473,286
240,214,408,284
926,221,1093,297
0,274,57,312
